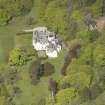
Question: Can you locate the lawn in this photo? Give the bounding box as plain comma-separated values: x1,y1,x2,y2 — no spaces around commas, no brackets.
0,0,46,64
0,0,68,104
0,17,27,64
12,50,67,105
14,33,67,104
0,25,14,64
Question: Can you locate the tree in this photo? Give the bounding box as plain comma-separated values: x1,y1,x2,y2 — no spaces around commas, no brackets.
67,17,78,38
94,44,105,67
43,0,68,36
59,77,71,89
0,0,33,25
9,48,28,66
61,41,81,75
80,87,91,101
0,9,10,25
45,95,54,105
66,71,91,90
48,78,58,101
66,0,73,13
66,58,92,90
12,86,22,97
7,68,20,85
56,88,80,105
78,0,96,7
29,60,41,85
0,73,5,86
101,0,105,16
90,84,102,100
43,62,55,76
77,30,100,44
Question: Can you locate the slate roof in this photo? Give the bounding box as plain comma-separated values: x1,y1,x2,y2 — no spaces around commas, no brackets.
33,29,56,44
88,20,97,27
33,30,48,44
33,27,61,55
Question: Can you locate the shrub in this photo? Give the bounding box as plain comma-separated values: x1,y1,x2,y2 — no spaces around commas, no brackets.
29,60,41,85
0,9,11,25
29,61,55,85
9,48,28,66
43,62,55,76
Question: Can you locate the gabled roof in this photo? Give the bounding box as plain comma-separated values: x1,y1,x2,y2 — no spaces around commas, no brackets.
33,29,48,44
32,27,62,57
33,27,56,44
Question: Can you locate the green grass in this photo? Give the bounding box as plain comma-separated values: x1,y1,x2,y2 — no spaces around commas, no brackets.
0,25,14,63
14,32,67,104
13,30,67,104
0,0,41,64
11,49,67,105
0,17,38,64
13,18,68,103
0,17,28,64
0,0,68,104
